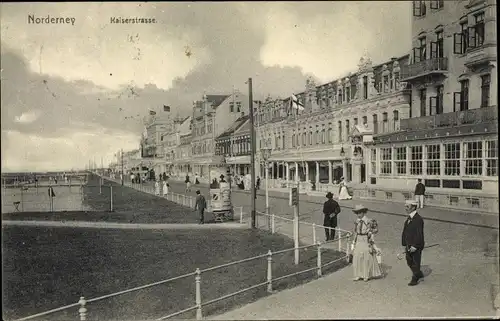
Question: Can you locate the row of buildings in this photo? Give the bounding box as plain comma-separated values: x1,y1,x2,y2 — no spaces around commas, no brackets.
113,0,497,212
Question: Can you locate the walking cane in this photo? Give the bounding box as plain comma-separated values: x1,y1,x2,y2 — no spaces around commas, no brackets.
397,243,440,260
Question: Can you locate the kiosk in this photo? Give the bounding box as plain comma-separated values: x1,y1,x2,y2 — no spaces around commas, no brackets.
209,168,234,222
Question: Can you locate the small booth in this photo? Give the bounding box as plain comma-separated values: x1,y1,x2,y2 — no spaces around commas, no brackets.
209,167,234,222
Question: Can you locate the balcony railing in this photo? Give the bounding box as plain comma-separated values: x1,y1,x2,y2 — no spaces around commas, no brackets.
400,106,497,131
372,120,401,135
400,57,448,81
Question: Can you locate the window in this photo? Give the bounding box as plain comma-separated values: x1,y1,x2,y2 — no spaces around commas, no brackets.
394,72,400,90
382,112,388,133
430,85,444,115
380,148,392,175
345,120,350,141
383,75,390,93
413,37,427,63
393,110,400,131
338,121,342,142
346,86,351,103
362,116,368,126
432,30,444,58
464,141,482,176
302,132,306,146
455,80,469,111
354,118,358,126
229,102,234,112
454,21,468,54
419,89,427,116
315,126,319,144
371,149,377,175
413,0,426,17
444,143,460,176
282,132,286,149
363,76,368,99
426,144,440,175
481,74,490,107
292,134,296,147
395,147,407,175
309,127,313,145
372,115,378,134
430,0,444,9
328,123,333,143
410,146,423,175
321,128,326,144
468,13,485,48
486,140,498,176
236,102,242,112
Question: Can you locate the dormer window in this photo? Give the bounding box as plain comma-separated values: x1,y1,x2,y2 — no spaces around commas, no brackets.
229,102,234,112
430,0,444,9
413,0,426,17
346,86,351,103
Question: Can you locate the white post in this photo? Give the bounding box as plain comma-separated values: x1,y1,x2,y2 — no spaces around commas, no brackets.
312,223,317,244
294,200,299,265
338,231,342,251
271,213,275,234
78,296,87,321
110,186,113,212
20,187,24,212
239,207,243,224
267,250,273,293
195,268,202,320
317,243,322,277
99,178,102,195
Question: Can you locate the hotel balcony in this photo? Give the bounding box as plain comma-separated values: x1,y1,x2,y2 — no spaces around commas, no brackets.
400,106,497,131
465,45,496,69
372,120,401,136
400,57,448,82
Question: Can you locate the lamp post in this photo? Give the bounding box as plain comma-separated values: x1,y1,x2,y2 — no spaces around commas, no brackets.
260,147,272,215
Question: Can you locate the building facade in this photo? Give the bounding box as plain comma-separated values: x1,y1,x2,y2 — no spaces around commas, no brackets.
370,0,498,211
159,115,191,174
215,115,252,176
255,55,412,194
190,92,249,182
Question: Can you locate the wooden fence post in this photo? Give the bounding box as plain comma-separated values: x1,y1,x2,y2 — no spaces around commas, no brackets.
267,250,273,293
195,268,202,320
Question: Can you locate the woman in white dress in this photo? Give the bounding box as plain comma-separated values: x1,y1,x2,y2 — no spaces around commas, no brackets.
162,180,169,197
154,180,161,196
338,177,352,200
351,204,383,281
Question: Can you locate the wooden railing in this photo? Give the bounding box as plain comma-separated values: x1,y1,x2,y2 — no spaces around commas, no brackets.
400,106,498,131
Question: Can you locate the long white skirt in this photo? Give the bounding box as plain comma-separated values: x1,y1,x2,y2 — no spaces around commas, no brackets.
338,186,352,200
352,236,382,279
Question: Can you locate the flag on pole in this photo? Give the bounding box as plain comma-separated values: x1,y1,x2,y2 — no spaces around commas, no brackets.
149,110,157,116
163,105,171,112
291,94,305,111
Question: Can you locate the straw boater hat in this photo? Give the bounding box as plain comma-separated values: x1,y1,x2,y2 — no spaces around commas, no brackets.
326,192,333,199
352,204,368,213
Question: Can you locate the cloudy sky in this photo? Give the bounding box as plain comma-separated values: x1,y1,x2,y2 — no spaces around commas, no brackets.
0,2,411,172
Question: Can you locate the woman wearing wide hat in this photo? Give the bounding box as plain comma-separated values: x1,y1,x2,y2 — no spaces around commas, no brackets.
351,204,382,281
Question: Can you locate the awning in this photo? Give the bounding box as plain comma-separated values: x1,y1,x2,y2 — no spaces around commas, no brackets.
225,155,251,164
190,155,225,165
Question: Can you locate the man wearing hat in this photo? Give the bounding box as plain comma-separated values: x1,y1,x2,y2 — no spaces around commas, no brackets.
402,200,425,286
195,190,207,224
323,192,341,241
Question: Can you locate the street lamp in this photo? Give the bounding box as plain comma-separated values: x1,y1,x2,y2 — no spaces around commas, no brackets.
260,147,272,215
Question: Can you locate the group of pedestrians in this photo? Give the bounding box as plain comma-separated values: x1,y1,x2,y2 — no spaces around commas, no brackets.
322,188,426,286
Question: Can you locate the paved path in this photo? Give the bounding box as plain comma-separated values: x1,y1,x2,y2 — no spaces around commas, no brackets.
1,220,246,230
133,176,498,318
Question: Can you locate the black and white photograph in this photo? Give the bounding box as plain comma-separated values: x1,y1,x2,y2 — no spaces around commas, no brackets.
1,1,498,320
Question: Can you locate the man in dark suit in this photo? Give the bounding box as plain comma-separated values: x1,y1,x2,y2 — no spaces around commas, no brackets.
195,190,207,224
323,192,341,241
402,200,425,286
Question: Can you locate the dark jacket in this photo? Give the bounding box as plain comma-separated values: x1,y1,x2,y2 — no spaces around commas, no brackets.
195,195,206,210
323,199,341,217
402,213,425,249
414,182,425,195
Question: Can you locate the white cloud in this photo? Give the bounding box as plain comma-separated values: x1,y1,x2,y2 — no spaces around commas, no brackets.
1,129,139,172
0,2,211,91
14,111,40,124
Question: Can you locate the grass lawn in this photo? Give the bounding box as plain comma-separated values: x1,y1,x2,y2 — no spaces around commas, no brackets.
2,226,347,320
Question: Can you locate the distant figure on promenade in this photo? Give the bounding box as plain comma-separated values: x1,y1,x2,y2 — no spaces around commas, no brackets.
351,204,382,282
195,173,200,185
48,185,56,212
130,173,135,183
162,172,167,181
323,192,341,241
402,200,425,286
162,180,169,197
338,177,352,200
185,175,191,192
154,180,160,196
256,176,261,190
414,179,425,209
195,190,207,224
220,174,226,183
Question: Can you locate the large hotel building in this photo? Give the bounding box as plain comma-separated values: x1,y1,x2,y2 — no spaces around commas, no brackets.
130,0,496,213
